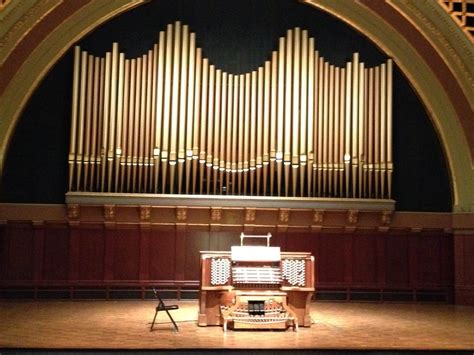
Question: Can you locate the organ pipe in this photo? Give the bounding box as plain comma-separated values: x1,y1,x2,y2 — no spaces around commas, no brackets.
69,22,393,199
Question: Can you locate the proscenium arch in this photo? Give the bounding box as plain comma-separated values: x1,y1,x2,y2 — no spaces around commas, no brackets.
0,0,472,211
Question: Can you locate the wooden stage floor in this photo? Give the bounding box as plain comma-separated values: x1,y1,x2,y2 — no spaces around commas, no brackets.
1,300,473,351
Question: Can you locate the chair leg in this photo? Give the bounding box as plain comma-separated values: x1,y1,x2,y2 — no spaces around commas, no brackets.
150,309,158,331
165,309,179,332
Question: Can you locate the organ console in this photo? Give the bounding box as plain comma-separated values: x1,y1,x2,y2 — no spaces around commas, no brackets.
198,233,315,331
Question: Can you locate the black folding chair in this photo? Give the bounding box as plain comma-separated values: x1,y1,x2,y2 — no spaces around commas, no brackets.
150,288,179,332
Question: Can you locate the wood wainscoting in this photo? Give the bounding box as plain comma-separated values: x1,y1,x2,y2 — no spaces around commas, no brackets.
0,203,467,304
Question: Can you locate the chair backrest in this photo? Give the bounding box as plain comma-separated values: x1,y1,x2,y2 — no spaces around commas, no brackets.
152,288,166,309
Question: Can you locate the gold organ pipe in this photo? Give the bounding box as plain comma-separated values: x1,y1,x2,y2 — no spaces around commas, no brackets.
351,53,359,198
178,24,189,194
199,58,209,194
138,53,147,192
339,68,345,196
374,66,380,198
170,21,182,194
144,50,153,192
334,66,340,197
97,58,105,191
328,64,334,196
213,69,222,195
284,29,292,196
155,32,166,193
358,61,365,197
243,72,251,194
220,72,228,194
380,63,387,198
68,46,80,191
132,57,141,192
250,70,257,195
344,61,352,198
120,59,129,192
322,62,329,196
237,74,244,195
206,65,215,194
107,43,119,192
115,52,125,193
186,33,196,194
76,51,88,191
83,55,94,191
256,66,264,195
363,68,369,197
299,30,308,197
292,27,300,197
316,57,324,196
100,52,111,192
306,40,315,197
263,60,271,196
90,57,100,191
231,74,239,194
192,47,202,194
387,59,393,199
367,68,374,198
225,74,233,194
149,44,158,192
270,51,278,196
126,59,135,192
312,50,319,196
162,23,173,193
276,38,285,196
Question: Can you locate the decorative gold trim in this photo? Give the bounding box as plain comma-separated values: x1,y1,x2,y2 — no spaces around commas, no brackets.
176,207,188,221
388,0,474,111
67,203,80,220
347,209,359,224
245,208,256,223
210,207,222,222
139,205,151,222
0,0,63,66
279,208,290,223
103,204,115,221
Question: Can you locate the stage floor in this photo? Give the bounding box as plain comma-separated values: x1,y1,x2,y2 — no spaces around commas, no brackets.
1,300,473,350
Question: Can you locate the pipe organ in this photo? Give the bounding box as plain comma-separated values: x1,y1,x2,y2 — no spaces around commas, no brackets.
68,21,393,198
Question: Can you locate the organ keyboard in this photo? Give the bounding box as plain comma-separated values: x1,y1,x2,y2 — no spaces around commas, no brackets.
198,233,315,331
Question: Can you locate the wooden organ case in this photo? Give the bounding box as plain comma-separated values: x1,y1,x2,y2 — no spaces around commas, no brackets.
198,233,315,331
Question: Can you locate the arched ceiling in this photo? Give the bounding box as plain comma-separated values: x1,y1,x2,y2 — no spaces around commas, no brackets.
0,0,472,211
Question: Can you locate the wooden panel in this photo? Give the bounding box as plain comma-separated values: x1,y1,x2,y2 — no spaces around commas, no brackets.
5,224,34,280
211,231,240,251
78,227,105,281
184,231,210,280
463,235,474,285
113,226,140,281
439,233,453,286
42,226,69,281
318,234,345,283
417,234,442,285
148,228,176,280
352,234,377,285
286,232,317,254
385,234,409,285
271,232,287,250
0,224,6,280
0,212,457,303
